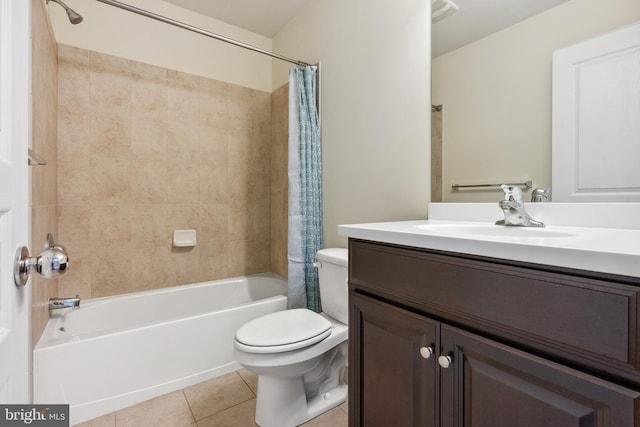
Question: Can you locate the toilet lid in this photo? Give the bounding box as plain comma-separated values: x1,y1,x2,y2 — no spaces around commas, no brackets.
235,309,332,353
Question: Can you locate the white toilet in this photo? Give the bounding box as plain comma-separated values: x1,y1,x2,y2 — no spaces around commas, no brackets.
233,248,349,427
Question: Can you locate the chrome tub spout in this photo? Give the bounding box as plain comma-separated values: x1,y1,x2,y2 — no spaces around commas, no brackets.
49,295,80,310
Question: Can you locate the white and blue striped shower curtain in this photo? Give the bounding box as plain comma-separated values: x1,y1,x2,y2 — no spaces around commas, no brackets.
287,66,323,312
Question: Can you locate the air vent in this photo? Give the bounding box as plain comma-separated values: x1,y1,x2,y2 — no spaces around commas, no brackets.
432,0,459,22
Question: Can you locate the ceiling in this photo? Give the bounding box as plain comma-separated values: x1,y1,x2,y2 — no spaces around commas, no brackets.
432,0,570,57
163,0,314,38
163,0,570,56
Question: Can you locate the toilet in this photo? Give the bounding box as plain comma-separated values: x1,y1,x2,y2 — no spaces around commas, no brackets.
233,248,349,427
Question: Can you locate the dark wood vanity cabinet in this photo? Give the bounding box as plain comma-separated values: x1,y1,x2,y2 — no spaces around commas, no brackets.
350,292,440,427
348,239,640,427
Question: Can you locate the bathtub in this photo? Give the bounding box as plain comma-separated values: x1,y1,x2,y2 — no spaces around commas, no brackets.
33,273,287,426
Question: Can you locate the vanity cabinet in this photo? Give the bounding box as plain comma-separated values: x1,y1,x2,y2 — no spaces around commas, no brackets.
348,239,640,427
350,292,439,426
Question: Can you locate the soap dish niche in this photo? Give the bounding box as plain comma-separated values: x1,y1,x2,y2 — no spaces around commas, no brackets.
173,230,197,247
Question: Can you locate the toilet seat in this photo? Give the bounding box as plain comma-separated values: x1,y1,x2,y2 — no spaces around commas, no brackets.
235,309,332,354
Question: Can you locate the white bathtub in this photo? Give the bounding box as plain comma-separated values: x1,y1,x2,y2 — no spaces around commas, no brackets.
33,273,287,426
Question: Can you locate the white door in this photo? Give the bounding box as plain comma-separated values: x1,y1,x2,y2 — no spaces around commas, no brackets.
552,22,640,202
0,0,31,402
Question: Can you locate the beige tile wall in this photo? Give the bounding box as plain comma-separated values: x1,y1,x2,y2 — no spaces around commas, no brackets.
431,109,443,203
270,84,288,277
57,45,282,299
31,0,59,347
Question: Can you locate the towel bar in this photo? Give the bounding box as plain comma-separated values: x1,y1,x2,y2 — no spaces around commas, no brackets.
452,180,532,190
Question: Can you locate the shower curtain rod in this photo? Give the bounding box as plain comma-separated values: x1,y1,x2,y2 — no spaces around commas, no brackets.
94,0,313,67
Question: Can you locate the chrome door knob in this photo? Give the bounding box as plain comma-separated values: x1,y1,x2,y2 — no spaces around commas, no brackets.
14,233,69,286
38,244,70,278
419,346,434,359
438,355,453,369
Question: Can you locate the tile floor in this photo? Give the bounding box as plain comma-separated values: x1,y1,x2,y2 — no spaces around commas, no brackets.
75,369,348,427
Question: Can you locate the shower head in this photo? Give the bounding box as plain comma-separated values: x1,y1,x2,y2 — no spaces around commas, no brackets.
46,0,83,25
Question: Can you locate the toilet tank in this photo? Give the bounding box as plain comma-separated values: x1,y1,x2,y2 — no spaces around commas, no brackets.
316,248,349,324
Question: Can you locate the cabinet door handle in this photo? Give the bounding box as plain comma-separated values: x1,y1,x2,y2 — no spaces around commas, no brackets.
419,346,434,359
438,354,453,369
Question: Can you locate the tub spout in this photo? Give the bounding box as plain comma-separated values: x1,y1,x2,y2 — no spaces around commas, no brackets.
49,295,80,310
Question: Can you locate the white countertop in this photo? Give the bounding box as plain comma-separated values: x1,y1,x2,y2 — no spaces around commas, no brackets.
338,218,640,278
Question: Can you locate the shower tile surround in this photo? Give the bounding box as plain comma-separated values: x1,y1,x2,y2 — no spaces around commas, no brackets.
31,0,60,347
56,44,288,299
270,84,289,278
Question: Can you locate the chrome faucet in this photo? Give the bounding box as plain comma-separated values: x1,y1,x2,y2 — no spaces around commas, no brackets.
531,187,551,202
495,185,545,227
49,295,80,310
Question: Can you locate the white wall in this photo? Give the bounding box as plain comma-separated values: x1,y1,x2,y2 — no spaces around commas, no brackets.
273,0,432,247
47,0,274,91
433,0,640,202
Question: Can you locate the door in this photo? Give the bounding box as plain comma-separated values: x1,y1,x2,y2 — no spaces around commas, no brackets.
0,0,31,402
440,324,640,427
552,22,640,202
349,293,439,427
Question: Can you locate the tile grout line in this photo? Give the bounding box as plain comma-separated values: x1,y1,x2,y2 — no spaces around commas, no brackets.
181,389,199,426
186,371,257,424
236,371,257,397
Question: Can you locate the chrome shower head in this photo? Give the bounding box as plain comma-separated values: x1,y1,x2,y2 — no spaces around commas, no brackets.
46,0,83,25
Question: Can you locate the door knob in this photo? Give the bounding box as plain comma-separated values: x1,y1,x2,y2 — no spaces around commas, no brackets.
419,346,434,359
438,354,453,369
14,233,69,286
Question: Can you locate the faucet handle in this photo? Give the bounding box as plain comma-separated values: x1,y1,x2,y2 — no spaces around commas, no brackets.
500,184,523,202
531,187,551,202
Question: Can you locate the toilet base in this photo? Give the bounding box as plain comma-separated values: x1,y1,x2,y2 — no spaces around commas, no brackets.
255,374,347,427
235,319,349,427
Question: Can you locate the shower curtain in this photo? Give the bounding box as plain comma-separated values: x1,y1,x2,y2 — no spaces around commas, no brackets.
288,66,323,312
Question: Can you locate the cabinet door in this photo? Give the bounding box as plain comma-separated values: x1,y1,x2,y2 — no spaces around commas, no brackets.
440,324,640,427
349,293,439,427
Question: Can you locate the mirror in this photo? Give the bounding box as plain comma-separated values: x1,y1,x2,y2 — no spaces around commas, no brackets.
431,0,640,202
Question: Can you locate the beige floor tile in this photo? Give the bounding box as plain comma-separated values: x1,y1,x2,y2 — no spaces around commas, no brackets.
301,406,348,427
74,412,116,427
115,390,194,427
184,372,254,421
75,370,346,427
196,399,258,427
237,368,258,395
338,402,348,414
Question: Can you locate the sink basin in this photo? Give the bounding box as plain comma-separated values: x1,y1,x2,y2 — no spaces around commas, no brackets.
416,223,576,239
339,217,640,278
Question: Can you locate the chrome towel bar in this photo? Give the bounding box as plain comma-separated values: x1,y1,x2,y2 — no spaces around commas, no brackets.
452,180,532,190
